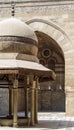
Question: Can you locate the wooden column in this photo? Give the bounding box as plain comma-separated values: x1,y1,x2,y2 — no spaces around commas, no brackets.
8,75,13,118
24,75,29,118
34,78,38,124
13,75,18,127
25,87,28,118
9,87,12,118
30,78,35,126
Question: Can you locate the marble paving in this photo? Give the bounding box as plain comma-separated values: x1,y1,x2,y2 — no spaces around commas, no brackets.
1,112,74,130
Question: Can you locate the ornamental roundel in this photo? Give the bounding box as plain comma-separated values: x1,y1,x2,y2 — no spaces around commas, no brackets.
42,49,51,58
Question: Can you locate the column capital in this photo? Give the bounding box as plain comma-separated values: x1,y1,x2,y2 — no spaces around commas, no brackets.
34,76,38,80
13,74,19,80
13,75,18,89
9,74,19,82
31,81,36,89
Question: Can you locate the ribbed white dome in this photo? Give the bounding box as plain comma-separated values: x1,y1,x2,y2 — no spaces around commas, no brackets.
0,17,38,42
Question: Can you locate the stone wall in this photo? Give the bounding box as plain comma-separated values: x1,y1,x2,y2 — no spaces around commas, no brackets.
0,89,9,116
38,90,65,112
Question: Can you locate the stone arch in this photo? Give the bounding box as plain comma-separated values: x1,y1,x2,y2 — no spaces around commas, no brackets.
26,18,73,58
26,18,74,115
35,31,65,111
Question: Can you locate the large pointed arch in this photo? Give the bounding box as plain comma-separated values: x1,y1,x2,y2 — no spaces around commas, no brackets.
26,18,74,115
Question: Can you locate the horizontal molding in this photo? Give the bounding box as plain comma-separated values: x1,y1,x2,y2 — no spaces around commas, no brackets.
0,1,74,8
0,36,38,46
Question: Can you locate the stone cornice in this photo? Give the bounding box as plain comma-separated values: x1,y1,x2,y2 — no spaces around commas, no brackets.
0,1,73,15
0,1,74,8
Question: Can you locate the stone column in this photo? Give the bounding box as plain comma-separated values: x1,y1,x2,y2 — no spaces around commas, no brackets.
34,78,38,124
13,75,18,127
30,79,35,126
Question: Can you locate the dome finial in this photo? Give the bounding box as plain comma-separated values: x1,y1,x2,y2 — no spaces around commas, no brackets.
11,1,15,17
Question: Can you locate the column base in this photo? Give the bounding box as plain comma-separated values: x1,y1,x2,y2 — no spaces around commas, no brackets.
13,122,18,127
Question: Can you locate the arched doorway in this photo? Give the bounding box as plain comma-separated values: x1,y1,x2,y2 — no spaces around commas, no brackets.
36,31,65,112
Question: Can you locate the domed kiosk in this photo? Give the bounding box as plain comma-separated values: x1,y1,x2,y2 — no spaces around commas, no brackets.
0,18,55,127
